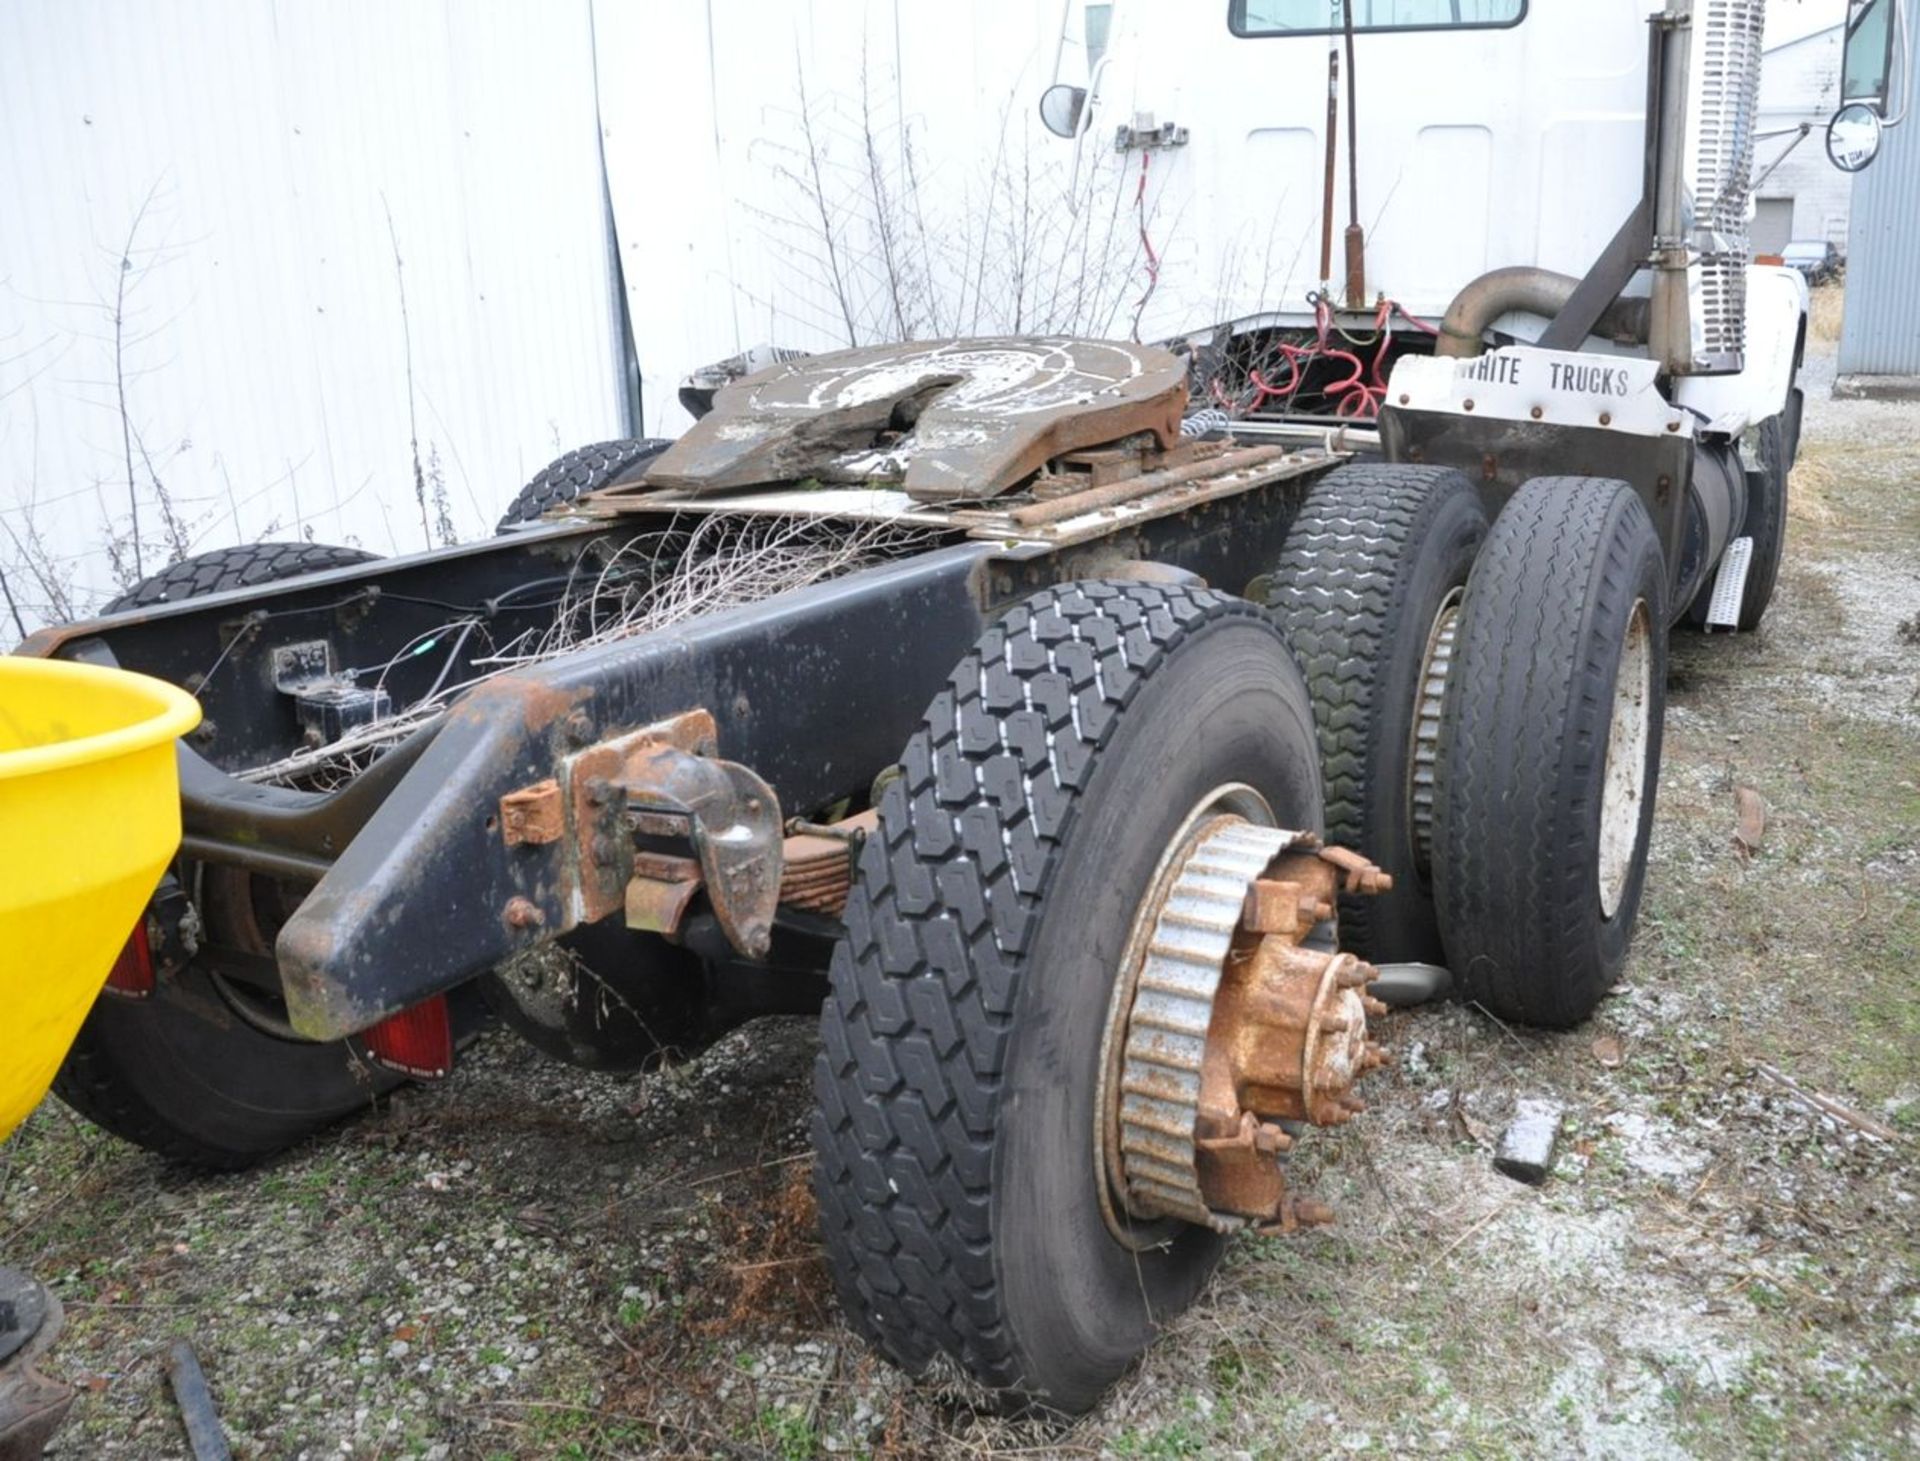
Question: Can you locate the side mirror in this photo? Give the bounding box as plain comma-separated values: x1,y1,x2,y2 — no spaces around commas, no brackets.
1038,84,1088,139
1827,102,1886,171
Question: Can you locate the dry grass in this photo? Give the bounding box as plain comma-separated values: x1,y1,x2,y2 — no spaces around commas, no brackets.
1788,446,1841,524
1808,282,1845,345
707,1162,831,1336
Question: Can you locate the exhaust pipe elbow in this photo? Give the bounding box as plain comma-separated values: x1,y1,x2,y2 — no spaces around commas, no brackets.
1435,267,1651,359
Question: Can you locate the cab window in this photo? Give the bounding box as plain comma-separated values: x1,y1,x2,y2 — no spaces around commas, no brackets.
1842,0,1896,106
1231,0,1526,36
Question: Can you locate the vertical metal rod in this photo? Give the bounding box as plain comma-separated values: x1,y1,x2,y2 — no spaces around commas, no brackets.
1648,4,1694,373
1320,47,1340,287
1341,0,1367,307
1342,0,1361,224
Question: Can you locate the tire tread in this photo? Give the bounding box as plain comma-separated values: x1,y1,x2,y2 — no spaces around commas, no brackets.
495,438,672,531
103,541,376,614
1264,463,1483,957
1433,476,1665,1027
812,582,1268,1394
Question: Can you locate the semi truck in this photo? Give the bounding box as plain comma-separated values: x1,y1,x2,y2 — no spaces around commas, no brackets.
15,0,1907,1415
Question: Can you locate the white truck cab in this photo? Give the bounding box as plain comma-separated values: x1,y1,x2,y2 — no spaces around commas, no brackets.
1041,0,1910,626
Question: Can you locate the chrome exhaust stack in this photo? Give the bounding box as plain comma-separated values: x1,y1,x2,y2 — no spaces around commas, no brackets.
1648,0,1768,377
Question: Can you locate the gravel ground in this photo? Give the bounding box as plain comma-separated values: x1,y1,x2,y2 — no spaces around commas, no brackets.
4,317,1917,1459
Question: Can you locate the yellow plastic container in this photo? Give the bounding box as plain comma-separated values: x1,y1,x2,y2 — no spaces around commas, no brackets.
0,658,200,1140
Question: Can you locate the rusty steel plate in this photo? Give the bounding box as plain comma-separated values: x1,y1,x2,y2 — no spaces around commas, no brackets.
640,338,1189,503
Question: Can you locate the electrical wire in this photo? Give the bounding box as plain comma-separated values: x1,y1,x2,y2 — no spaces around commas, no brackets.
1232,295,1436,422
1128,149,1162,342
186,568,592,698
420,619,482,703
1388,298,1440,336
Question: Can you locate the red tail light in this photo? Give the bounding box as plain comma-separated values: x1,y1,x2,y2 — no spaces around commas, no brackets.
361,995,453,1078
103,921,155,998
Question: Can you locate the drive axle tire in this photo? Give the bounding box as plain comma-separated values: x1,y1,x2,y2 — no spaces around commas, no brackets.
1433,477,1667,1028
56,542,403,1169
495,438,672,531
1264,463,1487,965
812,582,1323,1412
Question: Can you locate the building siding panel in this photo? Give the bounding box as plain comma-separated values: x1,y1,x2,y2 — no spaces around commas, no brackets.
1837,33,1920,376
0,0,626,632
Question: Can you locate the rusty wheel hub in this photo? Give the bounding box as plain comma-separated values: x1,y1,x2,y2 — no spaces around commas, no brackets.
1099,814,1392,1238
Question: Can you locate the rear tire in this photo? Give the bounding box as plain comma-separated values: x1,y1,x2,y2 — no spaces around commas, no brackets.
56,541,405,1169
495,438,672,531
1433,477,1667,1029
102,541,376,613
811,582,1324,1412
1264,463,1487,965
53,968,397,1171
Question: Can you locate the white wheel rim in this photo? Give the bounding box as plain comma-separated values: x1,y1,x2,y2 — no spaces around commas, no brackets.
1597,601,1652,919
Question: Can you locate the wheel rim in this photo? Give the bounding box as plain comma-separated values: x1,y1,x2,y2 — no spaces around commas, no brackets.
1597,600,1652,919
1093,783,1275,1249
1408,588,1463,880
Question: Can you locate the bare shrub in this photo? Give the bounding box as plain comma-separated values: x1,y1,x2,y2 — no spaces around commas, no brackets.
749,51,1155,350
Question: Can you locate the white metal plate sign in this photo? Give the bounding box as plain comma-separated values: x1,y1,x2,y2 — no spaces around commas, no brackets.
1387,347,1692,438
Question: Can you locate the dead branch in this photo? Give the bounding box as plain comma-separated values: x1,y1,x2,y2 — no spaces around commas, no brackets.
793,60,861,346
381,193,434,550
0,562,25,641
1754,1062,1899,1142
111,179,164,582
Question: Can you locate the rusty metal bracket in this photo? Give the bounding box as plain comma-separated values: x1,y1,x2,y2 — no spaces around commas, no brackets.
625,852,703,940
498,779,564,847
619,738,782,959
499,708,783,960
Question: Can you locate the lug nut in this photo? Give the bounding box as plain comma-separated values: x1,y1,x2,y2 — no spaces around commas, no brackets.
1336,959,1378,988
1362,995,1390,1017
1253,1121,1293,1154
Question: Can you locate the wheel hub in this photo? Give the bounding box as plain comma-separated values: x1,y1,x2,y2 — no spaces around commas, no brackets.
1101,817,1393,1236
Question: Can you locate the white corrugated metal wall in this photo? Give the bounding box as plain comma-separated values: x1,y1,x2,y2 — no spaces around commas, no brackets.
594,0,1110,437
0,1,630,634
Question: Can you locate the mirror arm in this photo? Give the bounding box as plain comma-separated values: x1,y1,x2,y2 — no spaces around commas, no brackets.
1087,51,1113,109
1048,0,1075,91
